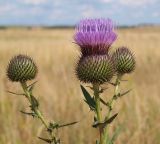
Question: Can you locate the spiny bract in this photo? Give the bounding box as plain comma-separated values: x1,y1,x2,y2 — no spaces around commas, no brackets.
76,55,114,84
7,55,38,82
112,47,135,75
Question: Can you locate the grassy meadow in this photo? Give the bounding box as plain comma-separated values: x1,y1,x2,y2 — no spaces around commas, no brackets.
0,26,160,144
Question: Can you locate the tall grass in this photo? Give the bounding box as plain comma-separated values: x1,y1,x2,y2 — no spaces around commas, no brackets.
0,27,160,144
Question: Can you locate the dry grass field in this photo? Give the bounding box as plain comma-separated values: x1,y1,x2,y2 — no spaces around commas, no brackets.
0,26,160,144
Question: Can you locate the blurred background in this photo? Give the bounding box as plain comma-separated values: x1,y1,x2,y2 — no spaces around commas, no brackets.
0,0,160,144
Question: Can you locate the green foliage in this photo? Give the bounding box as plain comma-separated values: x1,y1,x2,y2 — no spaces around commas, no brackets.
49,121,78,131
92,113,118,128
38,137,52,143
80,85,96,111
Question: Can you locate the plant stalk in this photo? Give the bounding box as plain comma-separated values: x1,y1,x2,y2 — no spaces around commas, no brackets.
102,75,121,144
93,83,103,144
20,82,58,144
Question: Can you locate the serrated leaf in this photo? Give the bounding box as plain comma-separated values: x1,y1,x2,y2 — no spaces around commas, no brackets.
58,121,78,128
119,89,132,97
7,91,25,96
100,98,109,107
92,113,118,129
38,137,52,143
80,85,96,111
27,81,38,92
30,95,39,108
106,113,118,124
20,110,36,117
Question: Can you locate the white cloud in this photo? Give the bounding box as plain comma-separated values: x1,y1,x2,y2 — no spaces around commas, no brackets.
0,3,16,15
81,5,97,17
100,0,113,3
21,0,48,5
152,12,160,17
48,9,64,19
119,0,157,6
100,0,157,6
0,2,45,17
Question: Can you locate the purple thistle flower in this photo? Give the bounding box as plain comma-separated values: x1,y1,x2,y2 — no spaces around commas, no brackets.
74,18,117,57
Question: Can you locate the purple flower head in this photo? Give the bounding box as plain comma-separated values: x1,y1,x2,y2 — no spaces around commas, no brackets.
74,18,117,57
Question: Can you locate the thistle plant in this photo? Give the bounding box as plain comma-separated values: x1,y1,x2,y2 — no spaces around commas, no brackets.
74,18,136,144
7,54,77,144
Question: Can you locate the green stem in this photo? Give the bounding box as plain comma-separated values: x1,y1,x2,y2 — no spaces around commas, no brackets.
93,83,103,144
20,82,58,144
102,75,121,144
21,82,48,129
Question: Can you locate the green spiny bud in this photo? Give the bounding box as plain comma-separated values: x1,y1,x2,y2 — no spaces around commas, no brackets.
7,55,38,82
76,55,114,84
112,47,135,75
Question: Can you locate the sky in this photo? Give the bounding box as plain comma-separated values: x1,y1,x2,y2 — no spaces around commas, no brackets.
0,0,159,26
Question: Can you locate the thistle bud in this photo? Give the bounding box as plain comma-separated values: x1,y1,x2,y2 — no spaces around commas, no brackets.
112,47,135,75
76,55,114,84
7,55,38,82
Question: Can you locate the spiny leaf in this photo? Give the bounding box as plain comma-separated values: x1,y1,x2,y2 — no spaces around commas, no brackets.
58,121,78,128
80,85,96,111
92,113,118,129
27,81,38,89
100,98,109,107
108,81,116,86
119,89,132,97
7,91,25,96
20,110,36,117
27,81,38,93
106,113,118,124
38,137,52,143
30,95,39,108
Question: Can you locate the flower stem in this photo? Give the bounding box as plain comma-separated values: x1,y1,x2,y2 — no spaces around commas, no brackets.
102,75,121,144
21,82,48,128
20,82,58,144
93,83,103,144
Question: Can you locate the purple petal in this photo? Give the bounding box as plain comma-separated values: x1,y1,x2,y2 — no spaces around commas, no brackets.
74,18,117,56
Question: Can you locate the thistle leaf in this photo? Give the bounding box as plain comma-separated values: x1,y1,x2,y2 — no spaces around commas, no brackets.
100,98,109,107
20,110,36,117
106,113,118,124
7,91,25,96
80,85,96,111
119,89,132,97
92,113,118,129
28,81,38,93
30,95,39,108
58,121,78,128
38,137,52,143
